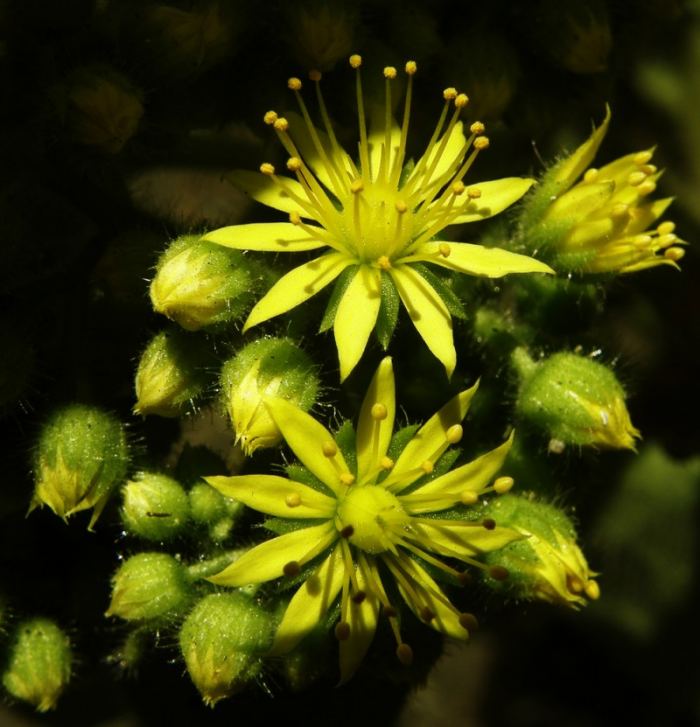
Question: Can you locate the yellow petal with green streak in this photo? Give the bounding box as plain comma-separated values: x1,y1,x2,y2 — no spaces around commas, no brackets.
203,222,326,252
390,265,456,378
226,169,311,218
399,433,514,513
385,382,479,493
546,180,614,221
552,105,611,189
334,265,381,382
411,519,523,559
409,242,554,277
356,357,395,483
449,177,535,225
205,475,336,519
243,252,352,332
208,522,337,587
265,396,350,494
270,545,345,655
339,554,380,684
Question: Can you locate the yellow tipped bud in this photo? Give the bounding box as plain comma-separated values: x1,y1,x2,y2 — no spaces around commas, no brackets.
467,187,482,199
657,221,676,235
287,77,302,91
493,476,515,494
455,93,469,108
395,199,408,213
383,66,397,79
260,162,275,176
405,60,417,75
287,156,302,171
322,441,338,458
470,121,485,134
583,168,599,183
285,493,302,508
474,136,490,150
446,424,463,444
664,247,685,262
273,117,289,132
349,54,362,68
263,110,278,125
443,87,458,100
371,403,388,420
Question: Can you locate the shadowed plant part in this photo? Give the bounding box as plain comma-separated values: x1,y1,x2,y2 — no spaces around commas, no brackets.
206,357,522,682
204,56,553,380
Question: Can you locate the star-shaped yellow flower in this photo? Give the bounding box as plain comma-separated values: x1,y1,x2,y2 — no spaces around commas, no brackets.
205,357,522,682
204,56,553,380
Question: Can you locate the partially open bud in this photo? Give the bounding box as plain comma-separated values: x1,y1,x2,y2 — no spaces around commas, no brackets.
106,553,192,621
179,593,273,706
150,235,271,331
514,349,640,450
189,480,244,542
134,328,213,417
481,494,599,608
2,618,72,712
31,405,130,528
121,472,190,541
220,338,319,456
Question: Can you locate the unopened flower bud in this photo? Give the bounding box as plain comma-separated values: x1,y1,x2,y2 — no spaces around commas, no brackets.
481,495,599,608
106,553,192,621
133,328,213,417
121,472,190,541
189,480,244,542
31,405,130,528
220,338,319,456
2,618,72,712
514,349,640,450
150,235,270,331
179,593,273,706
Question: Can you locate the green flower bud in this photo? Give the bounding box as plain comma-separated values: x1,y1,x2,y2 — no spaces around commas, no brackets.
134,329,213,417
150,235,270,331
121,472,190,541
180,593,273,706
189,481,244,542
106,553,192,621
31,404,130,528
513,349,640,450
56,66,143,153
481,495,599,608
2,618,72,712
220,338,319,456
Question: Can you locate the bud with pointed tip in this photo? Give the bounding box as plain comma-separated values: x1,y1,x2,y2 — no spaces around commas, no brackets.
121,472,190,541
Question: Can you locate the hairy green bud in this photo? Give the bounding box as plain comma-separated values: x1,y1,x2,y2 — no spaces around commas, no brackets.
121,472,190,541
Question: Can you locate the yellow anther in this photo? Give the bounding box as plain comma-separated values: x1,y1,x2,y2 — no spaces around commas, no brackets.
443,87,458,100
377,255,392,270
567,574,584,594
583,168,599,183
640,164,657,175
395,199,408,213
287,77,302,91
493,476,514,494
657,221,676,235
380,456,394,470
460,491,479,505
263,110,278,125
273,117,289,132
455,93,469,108
611,203,630,219
635,234,654,248
446,424,463,444
489,565,509,581
467,187,482,199
285,492,302,508
289,211,301,225
664,247,685,262
474,136,490,150
340,473,356,486
634,150,653,165
396,643,414,666
637,180,656,196
405,60,417,75
283,561,301,577
469,121,485,135
334,622,351,641
383,66,397,79
420,460,434,475
287,156,302,171
349,54,362,69
420,607,435,622
451,181,465,196
350,179,364,194
322,441,338,458
459,613,479,631
438,243,451,258
259,162,275,175
657,233,677,248
585,580,601,600
371,403,388,420
308,69,322,82
627,171,646,187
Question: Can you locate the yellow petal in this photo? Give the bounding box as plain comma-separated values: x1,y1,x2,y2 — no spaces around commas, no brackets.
368,103,401,182
205,475,336,519
338,554,380,684
546,180,615,221
334,265,381,382
203,222,326,252
408,242,554,277
389,265,456,378
208,522,337,586
243,252,352,331
386,382,479,493
412,122,467,192
553,105,611,189
399,432,514,513
270,545,345,655
626,197,673,235
265,396,350,494
449,177,535,225
356,357,395,483
225,169,311,218
411,519,523,559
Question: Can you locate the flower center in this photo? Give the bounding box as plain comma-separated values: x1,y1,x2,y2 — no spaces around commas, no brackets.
336,485,409,554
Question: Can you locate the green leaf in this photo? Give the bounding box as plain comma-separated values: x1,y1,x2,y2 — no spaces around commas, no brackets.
411,263,467,320
375,271,400,349
319,265,359,332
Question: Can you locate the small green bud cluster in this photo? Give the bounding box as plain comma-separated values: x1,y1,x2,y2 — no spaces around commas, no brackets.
121,471,190,541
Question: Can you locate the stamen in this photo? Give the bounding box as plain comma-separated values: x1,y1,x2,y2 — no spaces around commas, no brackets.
634,150,653,165
488,565,509,581
451,181,465,196
467,187,482,199
371,403,388,420
283,561,301,577
260,162,275,175
395,200,408,213
289,211,301,225
352,591,366,604
287,77,302,91
308,69,322,82
335,621,351,640
585,580,601,600
287,156,302,171
263,110,278,125
637,180,656,196
583,168,599,183
567,574,584,594
665,247,684,262
446,424,463,444
350,54,371,178
340,525,355,538
454,93,469,108
273,117,289,132
322,441,338,457
421,460,434,474
396,643,414,666
420,606,435,622
340,473,356,486
459,613,479,631
469,121,485,134
439,243,451,257
460,491,479,505
443,87,457,100
482,518,496,531
381,456,394,470
392,59,417,186
657,221,675,235
493,476,514,494
474,136,490,150
285,493,302,508
627,171,646,187
377,255,392,270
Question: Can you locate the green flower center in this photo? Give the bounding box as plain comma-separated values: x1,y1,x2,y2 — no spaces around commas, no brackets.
336,485,409,554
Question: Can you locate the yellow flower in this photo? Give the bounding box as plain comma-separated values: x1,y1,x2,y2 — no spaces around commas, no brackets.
204,56,553,380
540,106,686,273
206,357,522,682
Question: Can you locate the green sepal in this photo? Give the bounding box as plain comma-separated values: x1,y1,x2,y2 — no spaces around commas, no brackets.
375,271,400,350
263,517,317,535
412,264,467,320
334,420,357,474
283,463,334,498
319,265,359,332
